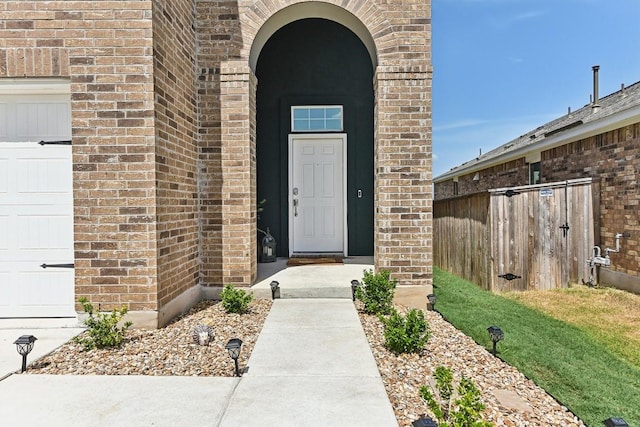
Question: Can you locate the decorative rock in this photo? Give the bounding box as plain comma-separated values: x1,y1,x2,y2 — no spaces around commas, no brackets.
25,297,586,426
27,299,272,377
492,389,533,413
357,303,586,427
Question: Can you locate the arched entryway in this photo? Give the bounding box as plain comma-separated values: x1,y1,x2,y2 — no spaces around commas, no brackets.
256,18,374,257
214,0,432,304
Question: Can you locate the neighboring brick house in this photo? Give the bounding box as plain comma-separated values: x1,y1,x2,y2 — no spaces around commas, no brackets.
434,69,640,293
0,1,432,326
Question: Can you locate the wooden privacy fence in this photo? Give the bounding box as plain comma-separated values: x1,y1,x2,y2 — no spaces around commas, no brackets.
434,179,594,292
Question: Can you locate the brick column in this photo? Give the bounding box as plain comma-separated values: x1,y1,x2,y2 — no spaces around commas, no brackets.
374,64,433,304
219,61,257,286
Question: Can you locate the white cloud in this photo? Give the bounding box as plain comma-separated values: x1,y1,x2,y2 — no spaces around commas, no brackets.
512,10,545,21
433,119,488,132
432,112,560,177
487,9,546,30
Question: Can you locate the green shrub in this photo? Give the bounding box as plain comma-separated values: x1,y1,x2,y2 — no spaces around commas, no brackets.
420,366,491,427
355,269,396,315
74,297,132,351
379,308,430,354
220,284,253,314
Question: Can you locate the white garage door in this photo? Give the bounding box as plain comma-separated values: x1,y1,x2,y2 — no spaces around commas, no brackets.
0,81,75,318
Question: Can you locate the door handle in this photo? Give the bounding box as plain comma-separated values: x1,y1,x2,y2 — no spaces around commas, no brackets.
293,199,298,217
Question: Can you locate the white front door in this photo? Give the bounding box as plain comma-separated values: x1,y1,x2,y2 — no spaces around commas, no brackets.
289,134,346,255
0,83,75,318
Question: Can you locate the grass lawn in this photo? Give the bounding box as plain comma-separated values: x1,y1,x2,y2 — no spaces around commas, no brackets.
503,285,640,368
433,267,640,426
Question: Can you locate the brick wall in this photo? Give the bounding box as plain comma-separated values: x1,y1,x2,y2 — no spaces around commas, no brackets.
152,1,200,309
374,66,433,287
195,0,243,288
434,158,528,200
1,0,433,321
219,61,257,286
0,1,159,313
543,123,640,281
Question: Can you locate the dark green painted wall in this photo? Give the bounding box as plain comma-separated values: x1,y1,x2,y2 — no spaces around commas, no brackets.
256,18,374,257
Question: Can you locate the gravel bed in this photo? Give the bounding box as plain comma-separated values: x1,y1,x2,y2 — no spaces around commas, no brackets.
358,304,585,427
25,297,585,426
27,299,272,376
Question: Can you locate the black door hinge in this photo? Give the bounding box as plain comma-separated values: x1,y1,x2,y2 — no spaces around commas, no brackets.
40,263,75,269
559,223,570,237
504,189,520,198
39,140,72,146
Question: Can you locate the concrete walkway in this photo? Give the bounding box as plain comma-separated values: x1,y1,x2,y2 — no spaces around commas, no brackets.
0,298,398,426
220,299,397,426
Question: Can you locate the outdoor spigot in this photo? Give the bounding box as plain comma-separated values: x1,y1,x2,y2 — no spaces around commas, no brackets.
605,233,624,257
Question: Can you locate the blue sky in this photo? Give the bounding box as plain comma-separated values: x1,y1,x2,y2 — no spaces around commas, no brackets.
432,0,640,177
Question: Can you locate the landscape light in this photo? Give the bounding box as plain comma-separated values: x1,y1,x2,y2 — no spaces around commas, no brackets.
603,417,629,427
412,416,438,427
225,338,243,377
351,280,360,302
487,326,504,356
14,335,37,373
427,293,436,311
270,280,280,300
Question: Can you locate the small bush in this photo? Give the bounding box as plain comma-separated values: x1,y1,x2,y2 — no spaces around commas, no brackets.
355,269,396,315
74,297,132,351
220,284,253,314
420,366,491,427
379,308,430,354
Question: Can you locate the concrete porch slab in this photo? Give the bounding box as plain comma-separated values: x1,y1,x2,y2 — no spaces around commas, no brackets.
252,257,373,299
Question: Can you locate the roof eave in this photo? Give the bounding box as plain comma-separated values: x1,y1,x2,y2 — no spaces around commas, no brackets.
434,104,640,183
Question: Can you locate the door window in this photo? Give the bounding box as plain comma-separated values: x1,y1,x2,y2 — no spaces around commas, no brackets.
291,106,343,132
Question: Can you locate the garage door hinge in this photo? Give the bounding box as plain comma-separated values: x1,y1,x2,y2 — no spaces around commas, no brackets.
40,263,74,269
498,273,521,281
38,140,72,146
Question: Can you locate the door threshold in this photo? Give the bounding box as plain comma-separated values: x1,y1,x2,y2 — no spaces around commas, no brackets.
290,253,345,258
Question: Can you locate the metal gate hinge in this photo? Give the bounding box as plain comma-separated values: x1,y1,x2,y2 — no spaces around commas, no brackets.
498,273,521,281
504,189,520,198
559,223,570,237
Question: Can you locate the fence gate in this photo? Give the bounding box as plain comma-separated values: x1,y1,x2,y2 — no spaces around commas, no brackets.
489,179,594,292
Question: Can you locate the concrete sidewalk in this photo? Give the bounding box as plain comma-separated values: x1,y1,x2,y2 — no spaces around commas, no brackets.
0,299,398,426
0,318,84,380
